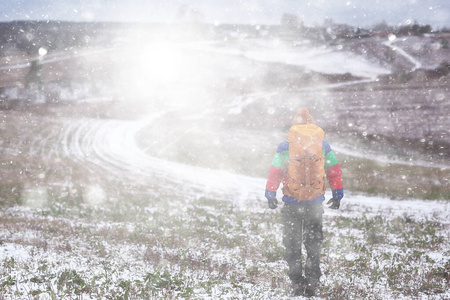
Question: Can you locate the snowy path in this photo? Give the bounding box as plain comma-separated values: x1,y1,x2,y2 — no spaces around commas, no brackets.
383,38,422,71
27,111,266,211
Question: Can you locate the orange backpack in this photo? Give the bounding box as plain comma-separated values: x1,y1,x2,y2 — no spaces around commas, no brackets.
282,124,326,201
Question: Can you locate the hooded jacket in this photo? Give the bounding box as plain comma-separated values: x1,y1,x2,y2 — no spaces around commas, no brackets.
265,108,343,204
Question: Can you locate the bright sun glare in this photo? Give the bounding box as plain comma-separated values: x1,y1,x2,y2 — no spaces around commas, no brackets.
114,40,186,99
141,43,183,81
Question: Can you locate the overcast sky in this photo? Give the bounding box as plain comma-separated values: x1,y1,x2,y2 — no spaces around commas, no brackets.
1,0,449,29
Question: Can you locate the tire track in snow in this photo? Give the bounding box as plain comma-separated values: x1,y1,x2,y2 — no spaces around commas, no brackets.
46,111,266,210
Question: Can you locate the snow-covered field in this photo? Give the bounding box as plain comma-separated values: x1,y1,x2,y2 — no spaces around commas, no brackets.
1,26,449,299
1,187,448,299
1,105,448,298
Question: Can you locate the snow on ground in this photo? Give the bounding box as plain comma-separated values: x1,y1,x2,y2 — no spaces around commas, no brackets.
337,191,450,224
383,37,423,71
195,38,392,80
1,185,448,299
54,111,266,212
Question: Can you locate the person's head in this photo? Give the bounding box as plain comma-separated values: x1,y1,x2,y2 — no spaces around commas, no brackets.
292,108,314,125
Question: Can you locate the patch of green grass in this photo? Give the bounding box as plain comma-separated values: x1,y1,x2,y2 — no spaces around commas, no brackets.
0,184,22,206
321,211,449,299
424,185,450,200
0,175,448,299
340,154,449,200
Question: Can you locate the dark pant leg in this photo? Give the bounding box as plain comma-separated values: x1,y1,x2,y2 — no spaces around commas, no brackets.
282,204,305,285
303,204,324,285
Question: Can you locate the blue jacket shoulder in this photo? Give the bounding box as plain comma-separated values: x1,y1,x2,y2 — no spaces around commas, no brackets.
276,141,289,153
322,140,332,155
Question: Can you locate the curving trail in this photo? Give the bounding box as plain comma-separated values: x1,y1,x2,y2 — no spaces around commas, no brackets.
24,110,266,210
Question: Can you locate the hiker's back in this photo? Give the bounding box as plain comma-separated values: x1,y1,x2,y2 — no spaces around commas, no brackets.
282,124,326,201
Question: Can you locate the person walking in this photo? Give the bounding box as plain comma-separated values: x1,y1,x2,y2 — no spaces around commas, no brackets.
265,108,343,297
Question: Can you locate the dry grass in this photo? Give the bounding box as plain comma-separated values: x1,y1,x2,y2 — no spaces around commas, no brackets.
340,154,450,200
